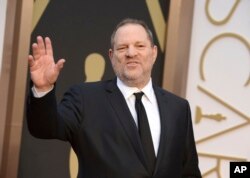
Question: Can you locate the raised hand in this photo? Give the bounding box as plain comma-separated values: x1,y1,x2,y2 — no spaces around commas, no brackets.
28,36,65,91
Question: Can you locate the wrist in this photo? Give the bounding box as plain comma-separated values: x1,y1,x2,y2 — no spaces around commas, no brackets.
32,85,54,98
34,84,54,92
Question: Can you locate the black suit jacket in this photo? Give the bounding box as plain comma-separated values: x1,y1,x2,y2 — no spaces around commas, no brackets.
27,79,201,178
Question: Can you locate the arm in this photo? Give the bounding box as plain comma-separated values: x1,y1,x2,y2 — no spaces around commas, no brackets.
27,36,67,139
27,83,83,141
182,101,202,178
27,86,59,139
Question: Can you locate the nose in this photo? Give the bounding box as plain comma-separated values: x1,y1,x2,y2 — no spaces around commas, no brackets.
126,46,137,57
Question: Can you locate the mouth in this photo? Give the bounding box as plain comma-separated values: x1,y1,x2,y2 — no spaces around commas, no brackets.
126,61,139,67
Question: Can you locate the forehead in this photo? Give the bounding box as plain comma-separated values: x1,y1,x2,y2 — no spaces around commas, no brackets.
114,24,149,43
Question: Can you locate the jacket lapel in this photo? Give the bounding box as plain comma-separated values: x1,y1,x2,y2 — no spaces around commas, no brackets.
105,79,148,169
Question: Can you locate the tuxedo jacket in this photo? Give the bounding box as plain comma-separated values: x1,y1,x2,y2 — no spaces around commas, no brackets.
27,79,201,178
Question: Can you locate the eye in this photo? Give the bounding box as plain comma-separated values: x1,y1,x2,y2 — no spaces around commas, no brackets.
116,46,127,51
136,44,145,49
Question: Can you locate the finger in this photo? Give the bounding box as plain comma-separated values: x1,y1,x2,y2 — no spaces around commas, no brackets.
37,36,46,55
32,43,40,60
28,55,35,67
45,37,53,57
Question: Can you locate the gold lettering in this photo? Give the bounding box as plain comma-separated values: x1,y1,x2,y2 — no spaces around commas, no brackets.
199,152,246,178
199,33,250,87
195,1,249,177
205,0,241,25
196,85,250,145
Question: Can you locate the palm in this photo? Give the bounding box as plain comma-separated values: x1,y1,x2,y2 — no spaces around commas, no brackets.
30,52,56,86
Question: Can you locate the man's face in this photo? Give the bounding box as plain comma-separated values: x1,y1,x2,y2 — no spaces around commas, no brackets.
109,24,157,88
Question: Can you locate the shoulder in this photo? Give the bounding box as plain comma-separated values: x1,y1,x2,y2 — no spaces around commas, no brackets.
64,79,113,95
154,85,189,105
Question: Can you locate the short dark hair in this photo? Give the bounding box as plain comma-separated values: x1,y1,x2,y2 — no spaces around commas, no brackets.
110,18,154,49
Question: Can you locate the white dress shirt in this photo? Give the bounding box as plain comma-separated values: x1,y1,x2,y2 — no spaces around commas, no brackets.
32,86,53,97
116,78,161,155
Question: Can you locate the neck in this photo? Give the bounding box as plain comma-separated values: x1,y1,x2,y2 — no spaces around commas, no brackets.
118,77,151,90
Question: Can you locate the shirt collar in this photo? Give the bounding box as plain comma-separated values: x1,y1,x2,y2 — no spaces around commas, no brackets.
116,77,155,103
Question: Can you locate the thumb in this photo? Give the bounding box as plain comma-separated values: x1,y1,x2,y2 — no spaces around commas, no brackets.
55,59,66,71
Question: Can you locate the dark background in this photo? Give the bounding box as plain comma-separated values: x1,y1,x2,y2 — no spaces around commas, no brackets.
18,0,170,177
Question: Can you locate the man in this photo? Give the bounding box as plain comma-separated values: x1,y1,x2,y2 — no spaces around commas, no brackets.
27,18,201,178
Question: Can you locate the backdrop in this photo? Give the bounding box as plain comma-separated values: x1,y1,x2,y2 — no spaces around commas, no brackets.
18,0,170,177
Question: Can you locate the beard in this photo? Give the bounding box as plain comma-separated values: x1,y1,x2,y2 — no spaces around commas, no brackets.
113,65,151,88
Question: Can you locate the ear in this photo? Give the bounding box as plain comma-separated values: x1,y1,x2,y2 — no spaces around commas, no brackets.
108,48,113,59
152,45,158,63
109,48,115,65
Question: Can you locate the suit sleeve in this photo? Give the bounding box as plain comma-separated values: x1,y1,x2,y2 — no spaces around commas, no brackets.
27,85,83,142
182,101,202,178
